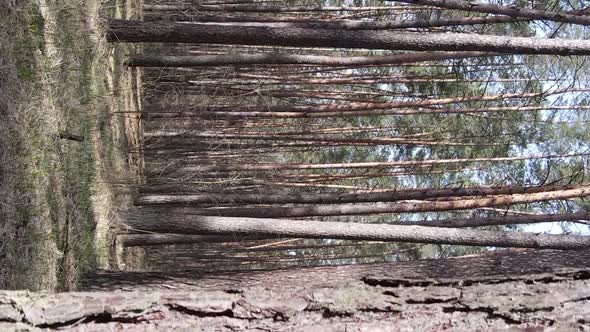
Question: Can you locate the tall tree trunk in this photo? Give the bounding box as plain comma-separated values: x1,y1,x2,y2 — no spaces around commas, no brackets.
145,105,587,119
174,152,588,172
136,186,590,217
108,20,590,55
392,211,590,227
146,13,528,29
134,184,584,206
118,234,271,247
145,15,528,30
126,210,590,249
142,89,576,114
127,51,492,67
389,0,590,26
185,77,555,86
142,4,424,13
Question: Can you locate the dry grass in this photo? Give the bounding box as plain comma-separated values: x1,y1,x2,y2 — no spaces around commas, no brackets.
0,0,143,291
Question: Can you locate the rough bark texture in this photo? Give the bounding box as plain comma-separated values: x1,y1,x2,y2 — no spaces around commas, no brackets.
142,90,564,114
144,15,527,30
391,0,590,26
134,183,585,206
117,234,264,247
142,4,420,13
126,210,590,249
108,20,590,55
143,13,525,30
128,51,491,67
390,211,590,227
131,186,590,218
3,250,585,330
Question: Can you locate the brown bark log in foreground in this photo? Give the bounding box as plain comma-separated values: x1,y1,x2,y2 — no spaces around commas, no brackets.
108,20,590,55
4,250,587,330
126,209,590,249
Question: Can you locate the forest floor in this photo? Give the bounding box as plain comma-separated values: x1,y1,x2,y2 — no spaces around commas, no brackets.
0,0,143,291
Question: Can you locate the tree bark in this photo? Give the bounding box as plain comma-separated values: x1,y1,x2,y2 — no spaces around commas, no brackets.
134,186,590,218
186,76,555,86
174,152,588,173
145,15,527,30
117,234,271,247
127,51,492,67
134,184,584,206
5,250,589,330
392,211,590,227
389,0,590,26
145,105,586,119
126,209,590,249
142,4,423,13
108,20,590,55
142,89,575,115
145,132,493,148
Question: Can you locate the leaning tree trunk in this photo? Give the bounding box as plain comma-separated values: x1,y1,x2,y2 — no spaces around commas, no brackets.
126,210,590,250
108,20,590,55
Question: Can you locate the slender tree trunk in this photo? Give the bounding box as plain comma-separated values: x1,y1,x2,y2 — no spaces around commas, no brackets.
108,20,590,55
144,105,586,119
174,152,588,173
392,212,590,227
389,0,590,26
142,4,424,13
127,51,492,67
138,186,590,217
142,90,576,115
118,234,272,247
145,132,494,147
145,14,527,30
184,77,555,86
134,184,584,206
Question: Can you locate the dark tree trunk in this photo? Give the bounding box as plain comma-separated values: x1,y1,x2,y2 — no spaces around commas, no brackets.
108,20,590,55
140,90,571,114
117,234,270,247
127,51,491,67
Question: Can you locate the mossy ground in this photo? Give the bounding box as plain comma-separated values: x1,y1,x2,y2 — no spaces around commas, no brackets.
0,0,143,291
